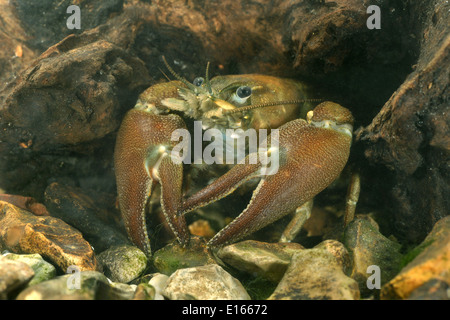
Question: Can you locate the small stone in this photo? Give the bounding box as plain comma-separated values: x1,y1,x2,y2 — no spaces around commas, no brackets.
217,240,304,282
16,271,109,300
188,219,215,239
164,264,251,300
133,283,156,300
2,253,56,286
153,236,216,275
148,273,169,300
96,281,136,300
343,216,402,297
97,245,147,283
0,201,98,272
313,240,352,276
381,216,450,300
0,194,50,216
0,258,34,299
269,249,360,300
407,279,450,300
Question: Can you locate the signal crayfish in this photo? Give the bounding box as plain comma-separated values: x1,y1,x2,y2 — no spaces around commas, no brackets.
114,57,360,256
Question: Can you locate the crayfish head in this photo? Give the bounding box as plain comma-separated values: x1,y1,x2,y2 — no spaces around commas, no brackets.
160,57,313,133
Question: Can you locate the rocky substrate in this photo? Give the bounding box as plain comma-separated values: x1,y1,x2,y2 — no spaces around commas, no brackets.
0,0,448,300
1,198,449,300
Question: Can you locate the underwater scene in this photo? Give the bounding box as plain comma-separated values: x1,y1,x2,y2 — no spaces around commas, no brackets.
0,0,448,303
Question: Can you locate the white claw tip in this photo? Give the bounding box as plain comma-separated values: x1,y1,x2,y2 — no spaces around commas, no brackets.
306,110,314,123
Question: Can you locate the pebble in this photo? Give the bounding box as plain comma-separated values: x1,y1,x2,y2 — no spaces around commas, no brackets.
314,240,352,275
164,264,251,300
0,258,35,299
97,245,147,283
2,253,56,286
132,283,156,300
343,215,402,297
0,194,50,216
152,236,216,275
15,271,136,300
407,279,449,300
217,240,304,282
269,248,360,300
0,201,98,272
188,219,215,239
96,281,136,300
149,273,169,300
381,216,450,300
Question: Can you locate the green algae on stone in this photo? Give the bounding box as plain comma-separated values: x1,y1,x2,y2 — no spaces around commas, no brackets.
132,283,155,300
3,253,56,286
343,216,402,297
381,216,450,300
0,258,35,299
16,271,109,300
15,270,141,300
269,248,360,300
216,240,304,282
97,245,147,283
152,236,216,275
399,240,434,270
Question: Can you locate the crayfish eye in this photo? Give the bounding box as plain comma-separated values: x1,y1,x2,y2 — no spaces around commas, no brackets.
193,77,204,86
236,86,252,99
